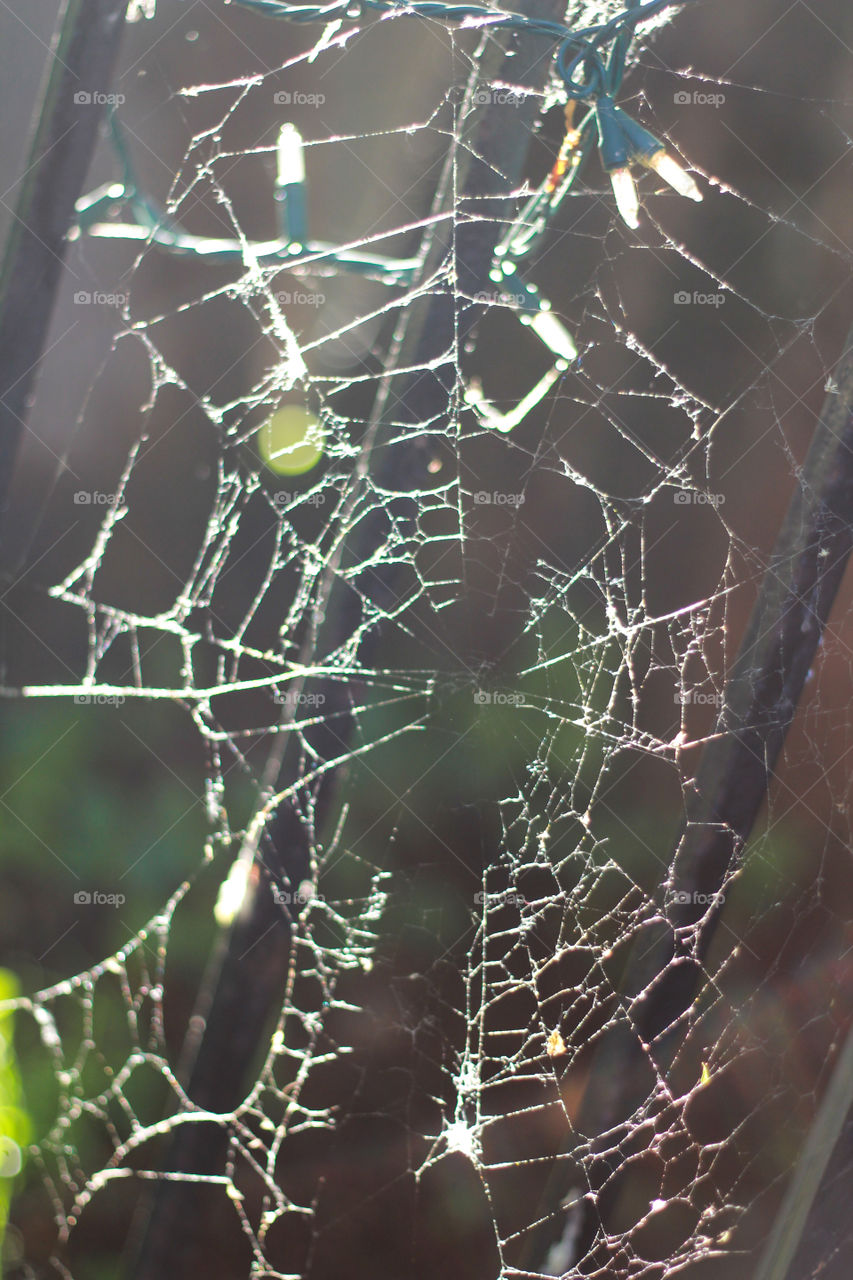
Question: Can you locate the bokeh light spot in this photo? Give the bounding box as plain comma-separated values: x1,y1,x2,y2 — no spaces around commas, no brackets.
259,405,324,475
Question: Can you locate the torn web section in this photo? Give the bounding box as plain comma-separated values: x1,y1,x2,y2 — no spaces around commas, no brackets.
3,1,853,1279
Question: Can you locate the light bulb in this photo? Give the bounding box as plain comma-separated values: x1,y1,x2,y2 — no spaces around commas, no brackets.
214,858,250,926
643,149,702,202
526,310,578,363
275,124,308,245
276,123,305,187
609,167,640,229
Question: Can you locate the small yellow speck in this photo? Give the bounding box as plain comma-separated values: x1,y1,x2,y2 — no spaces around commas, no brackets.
700,1062,711,1085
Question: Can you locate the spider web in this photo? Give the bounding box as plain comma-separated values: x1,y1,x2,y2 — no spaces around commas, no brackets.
2,1,853,1277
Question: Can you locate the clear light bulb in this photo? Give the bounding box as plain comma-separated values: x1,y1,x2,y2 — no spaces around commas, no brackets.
609,167,640,229
276,124,309,246
643,149,702,202
277,123,305,187
466,363,566,434
526,310,578,363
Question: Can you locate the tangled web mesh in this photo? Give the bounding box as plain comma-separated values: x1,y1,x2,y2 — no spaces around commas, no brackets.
3,1,853,1277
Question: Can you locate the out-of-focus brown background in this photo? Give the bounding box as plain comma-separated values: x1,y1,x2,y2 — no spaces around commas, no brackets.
1,1,853,1277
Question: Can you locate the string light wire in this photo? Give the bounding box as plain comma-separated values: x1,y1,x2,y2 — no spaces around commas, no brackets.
73,0,707,428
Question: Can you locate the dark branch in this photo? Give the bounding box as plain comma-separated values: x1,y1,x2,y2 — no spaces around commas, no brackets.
529,322,853,1270
0,0,129,535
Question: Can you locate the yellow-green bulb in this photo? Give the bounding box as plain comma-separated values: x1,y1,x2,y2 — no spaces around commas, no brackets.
259,405,324,475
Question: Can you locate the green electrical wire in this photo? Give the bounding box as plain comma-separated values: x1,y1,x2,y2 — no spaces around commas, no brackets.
74,0,704,270
70,0,706,410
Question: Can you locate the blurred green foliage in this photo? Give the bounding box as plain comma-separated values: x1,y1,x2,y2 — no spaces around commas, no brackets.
0,969,31,1249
